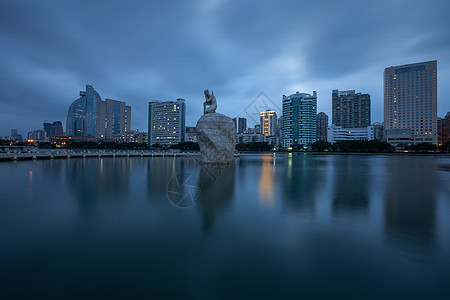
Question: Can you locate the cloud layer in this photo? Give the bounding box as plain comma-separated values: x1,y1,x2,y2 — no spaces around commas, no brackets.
1,0,449,136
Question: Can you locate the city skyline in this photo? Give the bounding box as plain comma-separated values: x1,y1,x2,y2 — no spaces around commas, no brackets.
1,0,450,137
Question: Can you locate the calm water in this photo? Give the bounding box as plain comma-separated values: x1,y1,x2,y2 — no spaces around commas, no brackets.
1,153,450,299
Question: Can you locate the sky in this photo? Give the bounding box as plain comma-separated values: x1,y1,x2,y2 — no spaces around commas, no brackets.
1,0,450,137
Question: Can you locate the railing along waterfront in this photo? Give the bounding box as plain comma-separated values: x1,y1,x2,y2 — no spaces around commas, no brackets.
0,150,201,162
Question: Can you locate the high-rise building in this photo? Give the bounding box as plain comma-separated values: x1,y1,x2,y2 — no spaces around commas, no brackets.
43,122,52,137
237,117,247,134
44,121,64,138
332,89,370,128
437,112,450,146
97,99,131,140
260,110,277,137
317,112,329,141
277,116,283,138
282,91,317,147
50,121,64,137
384,60,437,146
67,85,102,137
67,85,131,140
148,98,186,146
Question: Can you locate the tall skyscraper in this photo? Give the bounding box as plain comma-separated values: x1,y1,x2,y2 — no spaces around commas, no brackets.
282,91,317,147
67,85,131,140
437,112,450,146
317,112,329,141
148,98,186,146
237,117,247,134
332,89,370,128
67,85,102,137
384,60,437,145
97,99,131,140
260,110,277,137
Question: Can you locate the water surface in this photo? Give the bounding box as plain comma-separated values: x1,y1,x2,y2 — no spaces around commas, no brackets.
1,154,449,299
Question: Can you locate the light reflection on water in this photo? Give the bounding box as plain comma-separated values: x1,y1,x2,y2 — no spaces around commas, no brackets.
0,153,449,299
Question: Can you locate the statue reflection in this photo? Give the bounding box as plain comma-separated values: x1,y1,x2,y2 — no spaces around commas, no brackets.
197,163,235,235
384,157,437,252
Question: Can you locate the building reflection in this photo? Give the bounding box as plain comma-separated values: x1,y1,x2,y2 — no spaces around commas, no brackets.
66,158,131,215
384,157,437,250
146,157,199,204
258,154,276,208
281,153,324,216
332,156,369,216
197,163,235,235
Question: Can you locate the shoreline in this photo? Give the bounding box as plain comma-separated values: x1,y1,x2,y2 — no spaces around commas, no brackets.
1,150,450,162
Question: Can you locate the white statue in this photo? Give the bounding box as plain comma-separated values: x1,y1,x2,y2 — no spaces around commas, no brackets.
203,89,217,114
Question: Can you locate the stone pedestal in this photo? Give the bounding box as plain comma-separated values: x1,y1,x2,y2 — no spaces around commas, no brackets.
196,113,235,164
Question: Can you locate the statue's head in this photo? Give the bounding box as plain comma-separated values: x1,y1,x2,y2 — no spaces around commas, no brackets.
204,89,210,96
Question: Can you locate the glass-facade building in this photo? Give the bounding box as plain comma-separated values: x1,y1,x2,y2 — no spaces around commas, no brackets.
282,91,317,147
67,85,131,139
384,60,437,146
148,99,186,146
66,85,102,137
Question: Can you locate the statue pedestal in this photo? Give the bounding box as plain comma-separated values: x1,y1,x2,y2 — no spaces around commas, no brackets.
196,113,235,164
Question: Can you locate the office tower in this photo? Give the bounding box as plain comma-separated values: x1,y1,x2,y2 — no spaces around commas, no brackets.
43,122,52,137
97,99,131,140
437,112,450,145
67,85,102,137
148,98,186,146
332,89,370,128
260,110,277,137
317,112,329,141
50,121,64,137
384,60,437,145
67,85,130,139
237,117,247,134
232,118,237,133
282,91,317,147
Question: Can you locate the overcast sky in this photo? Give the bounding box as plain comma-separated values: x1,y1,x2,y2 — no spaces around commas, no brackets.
1,0,449,137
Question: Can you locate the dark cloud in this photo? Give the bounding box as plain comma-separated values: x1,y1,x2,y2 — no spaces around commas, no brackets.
1,0,449,136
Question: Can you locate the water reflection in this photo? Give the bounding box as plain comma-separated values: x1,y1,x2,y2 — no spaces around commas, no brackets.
259,155,276,208
281,154,324,216
197,164,235,234
384,157,437,251
66,158,131,215
332,156,370,216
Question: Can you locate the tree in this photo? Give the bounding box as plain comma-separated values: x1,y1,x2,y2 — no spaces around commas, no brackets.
311,140,331,152
236,142,272,151
409,142,437,153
